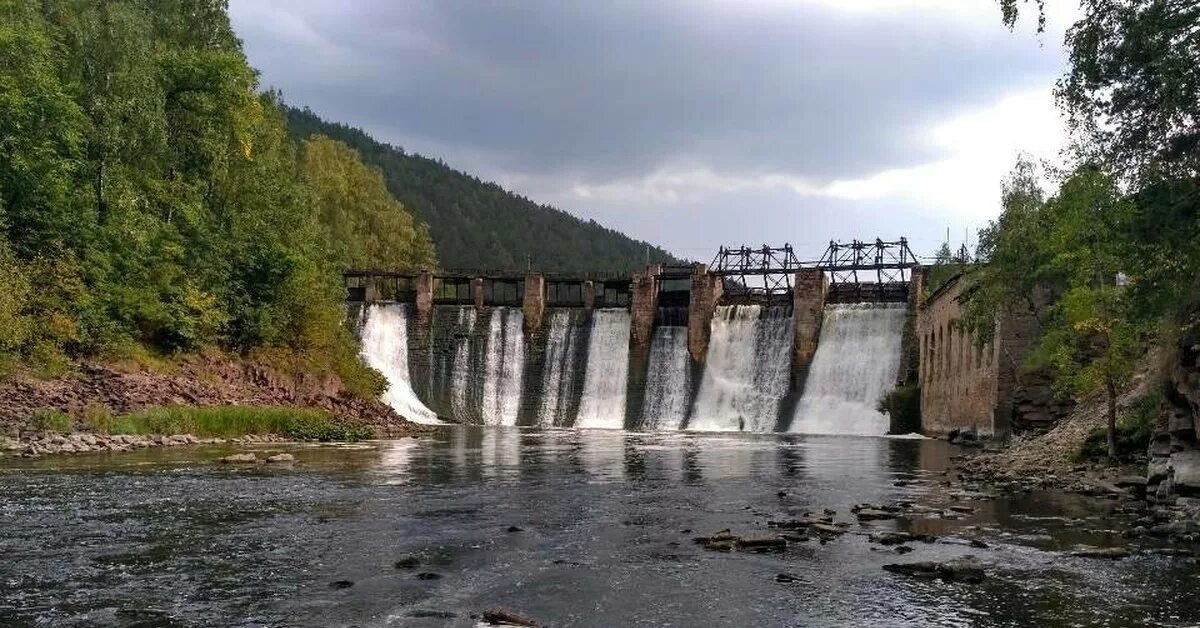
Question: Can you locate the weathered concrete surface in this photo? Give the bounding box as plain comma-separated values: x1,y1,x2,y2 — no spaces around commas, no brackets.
624,267,660,428
687,265,722,362
583,280,596,311
472,278,484,313
791,269,827,394
522,274,546,335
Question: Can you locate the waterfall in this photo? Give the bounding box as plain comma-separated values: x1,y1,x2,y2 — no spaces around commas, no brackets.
575,309,631,429
480,307,525,426
789,303,907,435
688,305,794,432
537,309,587,426
450,307,477,419
358,303,441,424
640,325,691,430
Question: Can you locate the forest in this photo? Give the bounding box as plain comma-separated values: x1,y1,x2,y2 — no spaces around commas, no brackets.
284,107,683,272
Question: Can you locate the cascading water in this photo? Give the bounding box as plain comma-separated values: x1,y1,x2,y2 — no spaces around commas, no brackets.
789,303,907,435
537,309,587,427
688,305,794,432
575,309,631,429
449,308,477,419
480,307,525,426
640,325,691,430
358,303,441,424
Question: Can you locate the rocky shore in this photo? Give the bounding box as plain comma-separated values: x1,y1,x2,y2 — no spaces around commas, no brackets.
0,355,429,457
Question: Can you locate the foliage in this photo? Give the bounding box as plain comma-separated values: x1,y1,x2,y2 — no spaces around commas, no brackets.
284,107,684,272
878,383,922,435
0,1,436,396
925,241,970,297
31,408,72,433
1073,391,1160,462
107,405,371,441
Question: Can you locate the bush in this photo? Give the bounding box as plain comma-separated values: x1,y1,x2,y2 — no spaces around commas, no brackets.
31,408,72,432
108,405,371,442
80,402,113,433
1073,392,1160,462
878,383,922,434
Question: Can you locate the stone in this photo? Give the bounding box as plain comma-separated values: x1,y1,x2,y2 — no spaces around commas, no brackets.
895,545,914,554
969,539,989,549
220,453,257,463
775,573,810,584
265,453,295,463
883,557,985,583
481,608,539,626
1116,476,1149,489
394,555,421,569
869,531,935,545
855,508,897,521
506,525,524,533
737,536,787,552
809,523,846,537
1171,450,1200,494
1068,547,1129,559
416,572,442,580
329,580,354,589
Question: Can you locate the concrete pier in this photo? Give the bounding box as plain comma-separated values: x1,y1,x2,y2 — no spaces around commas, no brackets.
624,266,660,428
687,265,722,362
791,268,827,395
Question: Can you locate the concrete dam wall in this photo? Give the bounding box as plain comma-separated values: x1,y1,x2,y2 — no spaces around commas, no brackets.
353,265,912,433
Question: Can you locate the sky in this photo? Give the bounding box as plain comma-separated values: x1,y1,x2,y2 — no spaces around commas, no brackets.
229,0,1078,263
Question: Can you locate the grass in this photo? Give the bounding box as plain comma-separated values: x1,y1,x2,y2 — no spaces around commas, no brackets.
106,405,372,442
31,408,73,432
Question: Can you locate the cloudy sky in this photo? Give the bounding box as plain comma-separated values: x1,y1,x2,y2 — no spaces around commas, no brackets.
230,0,1076,262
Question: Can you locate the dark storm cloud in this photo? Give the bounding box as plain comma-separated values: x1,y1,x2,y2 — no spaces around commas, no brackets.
230,0,1062,185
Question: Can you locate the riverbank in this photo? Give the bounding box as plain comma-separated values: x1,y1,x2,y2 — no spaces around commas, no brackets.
0,354,429,457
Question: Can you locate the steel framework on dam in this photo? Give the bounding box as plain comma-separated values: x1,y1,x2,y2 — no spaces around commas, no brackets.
709,238,918,302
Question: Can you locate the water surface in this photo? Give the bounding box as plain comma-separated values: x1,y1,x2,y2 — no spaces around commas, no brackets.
1,428,1196,627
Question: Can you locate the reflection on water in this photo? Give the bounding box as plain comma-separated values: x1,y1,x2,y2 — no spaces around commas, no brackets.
0,427,1197,628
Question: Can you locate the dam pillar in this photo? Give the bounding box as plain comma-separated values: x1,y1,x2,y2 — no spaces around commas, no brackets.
523,273,546,335
687,265,722,362
410,271,435,400
583,280,596,311
624,266,660,428
791,268,827,395
472,277,485,313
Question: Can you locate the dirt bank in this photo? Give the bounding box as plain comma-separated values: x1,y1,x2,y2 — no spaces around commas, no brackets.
0,354,429,445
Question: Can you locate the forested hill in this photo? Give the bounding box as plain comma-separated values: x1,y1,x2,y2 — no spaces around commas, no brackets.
284,107,684,272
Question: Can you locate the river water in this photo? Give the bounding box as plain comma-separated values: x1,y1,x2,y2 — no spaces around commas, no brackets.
1,428,1197,627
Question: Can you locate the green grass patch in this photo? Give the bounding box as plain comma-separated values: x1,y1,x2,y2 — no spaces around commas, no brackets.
31,408,73,432
107,405,371,442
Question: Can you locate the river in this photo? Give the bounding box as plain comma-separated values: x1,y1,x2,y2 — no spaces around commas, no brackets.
1,427,1196,627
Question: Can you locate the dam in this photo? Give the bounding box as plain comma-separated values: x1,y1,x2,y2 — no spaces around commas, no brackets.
351,240,922,433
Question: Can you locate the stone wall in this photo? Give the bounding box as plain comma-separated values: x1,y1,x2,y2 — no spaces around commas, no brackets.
917,275,1003,437
687,266,721,362
624,268,660,428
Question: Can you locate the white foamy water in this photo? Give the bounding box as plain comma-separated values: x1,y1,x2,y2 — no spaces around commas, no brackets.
450,307,477,419
789,303,907,435
640,325,691,430
688,305,794,433
575,309,631,429
358,303,441,424
480,308,525,426
537,310,583,427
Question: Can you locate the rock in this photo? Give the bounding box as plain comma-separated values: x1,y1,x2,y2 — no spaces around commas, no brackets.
1116,476,1149,489
780,533,809,543
219,453,257,463
777,490,787,497
265,453,295,463
1171,450,1200,495
809,523,846,537
869,531,935,545
948,505,976,514
883,556,985,583
329,580,354,589
775,573,810,584
481,608,539,626
1068,547,1129,559
1144,547,1195,557
895,545,914,554
506,525,524,533
737,536,787,552
408,610,457,619
969,539,989,549
416,572,442,580
394,555,421,569
855,508,897,521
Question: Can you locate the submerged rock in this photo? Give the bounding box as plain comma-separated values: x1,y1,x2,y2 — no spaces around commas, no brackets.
1068,547,1129,559
394,555,421,569
220,453,257,463
883,557,985,583
868,531,935,546
265,453,295,463
416,572,442,580
481,607,539,626
329,579,354,589
775,573,810,584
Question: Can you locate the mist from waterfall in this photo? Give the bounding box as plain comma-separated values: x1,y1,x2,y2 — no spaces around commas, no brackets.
789,303,907,435
575,309,631,429
640,325,691,430
359,303,441,424
688,305,794,433
480,307,525,426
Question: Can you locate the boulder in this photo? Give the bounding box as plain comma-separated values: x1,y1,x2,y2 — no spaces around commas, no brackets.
883,556,985,583
265,453,295,464
220,453,257,463
1171,450,1200,495
481,608,539,626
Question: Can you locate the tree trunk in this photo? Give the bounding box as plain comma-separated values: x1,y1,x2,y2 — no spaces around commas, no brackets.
1105,378,1118,461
